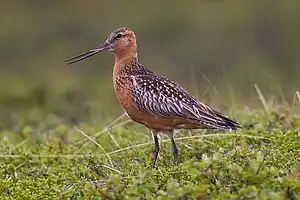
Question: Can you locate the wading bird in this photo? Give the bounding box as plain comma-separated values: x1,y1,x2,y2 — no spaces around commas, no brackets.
65,27,240,167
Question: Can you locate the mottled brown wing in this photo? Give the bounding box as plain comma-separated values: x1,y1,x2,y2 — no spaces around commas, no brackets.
131,74,239,130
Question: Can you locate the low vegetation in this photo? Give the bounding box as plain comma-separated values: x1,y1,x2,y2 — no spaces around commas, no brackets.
0,98,299,199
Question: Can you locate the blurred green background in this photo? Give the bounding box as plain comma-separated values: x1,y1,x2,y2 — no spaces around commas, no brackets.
0,1,299,129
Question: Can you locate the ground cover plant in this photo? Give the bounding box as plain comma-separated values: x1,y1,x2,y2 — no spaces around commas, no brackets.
0,89,299,199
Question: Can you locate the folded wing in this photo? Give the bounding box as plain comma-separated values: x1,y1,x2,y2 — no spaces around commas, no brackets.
131,74,240,131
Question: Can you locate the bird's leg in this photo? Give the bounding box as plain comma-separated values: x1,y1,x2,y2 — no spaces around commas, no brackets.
167,130,179,164
151,131,160,167
170,136,179,164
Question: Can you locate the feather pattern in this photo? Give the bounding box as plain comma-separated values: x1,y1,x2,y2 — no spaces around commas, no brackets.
130,73,239,130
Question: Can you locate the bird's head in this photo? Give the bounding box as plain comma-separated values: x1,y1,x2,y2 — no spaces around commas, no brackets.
65,27,137,64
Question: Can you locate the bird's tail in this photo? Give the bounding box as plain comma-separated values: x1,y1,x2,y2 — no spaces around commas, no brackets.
213,111,241,131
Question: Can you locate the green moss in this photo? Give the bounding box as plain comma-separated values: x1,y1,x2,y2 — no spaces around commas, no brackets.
0,106,299,199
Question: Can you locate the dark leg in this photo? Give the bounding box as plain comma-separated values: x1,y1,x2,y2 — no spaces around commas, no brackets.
170,135,179,164
151,134,160,167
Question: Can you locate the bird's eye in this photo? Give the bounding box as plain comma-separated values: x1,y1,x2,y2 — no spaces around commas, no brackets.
116,34,123,39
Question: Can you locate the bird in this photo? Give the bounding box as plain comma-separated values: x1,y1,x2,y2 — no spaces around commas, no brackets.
65,27,240,167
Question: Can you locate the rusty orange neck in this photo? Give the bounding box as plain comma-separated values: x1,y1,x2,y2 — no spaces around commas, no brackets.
113,47,138,75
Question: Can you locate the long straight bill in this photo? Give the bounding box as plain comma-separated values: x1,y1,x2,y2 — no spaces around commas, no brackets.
65,49,100,64
64,42,108,65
